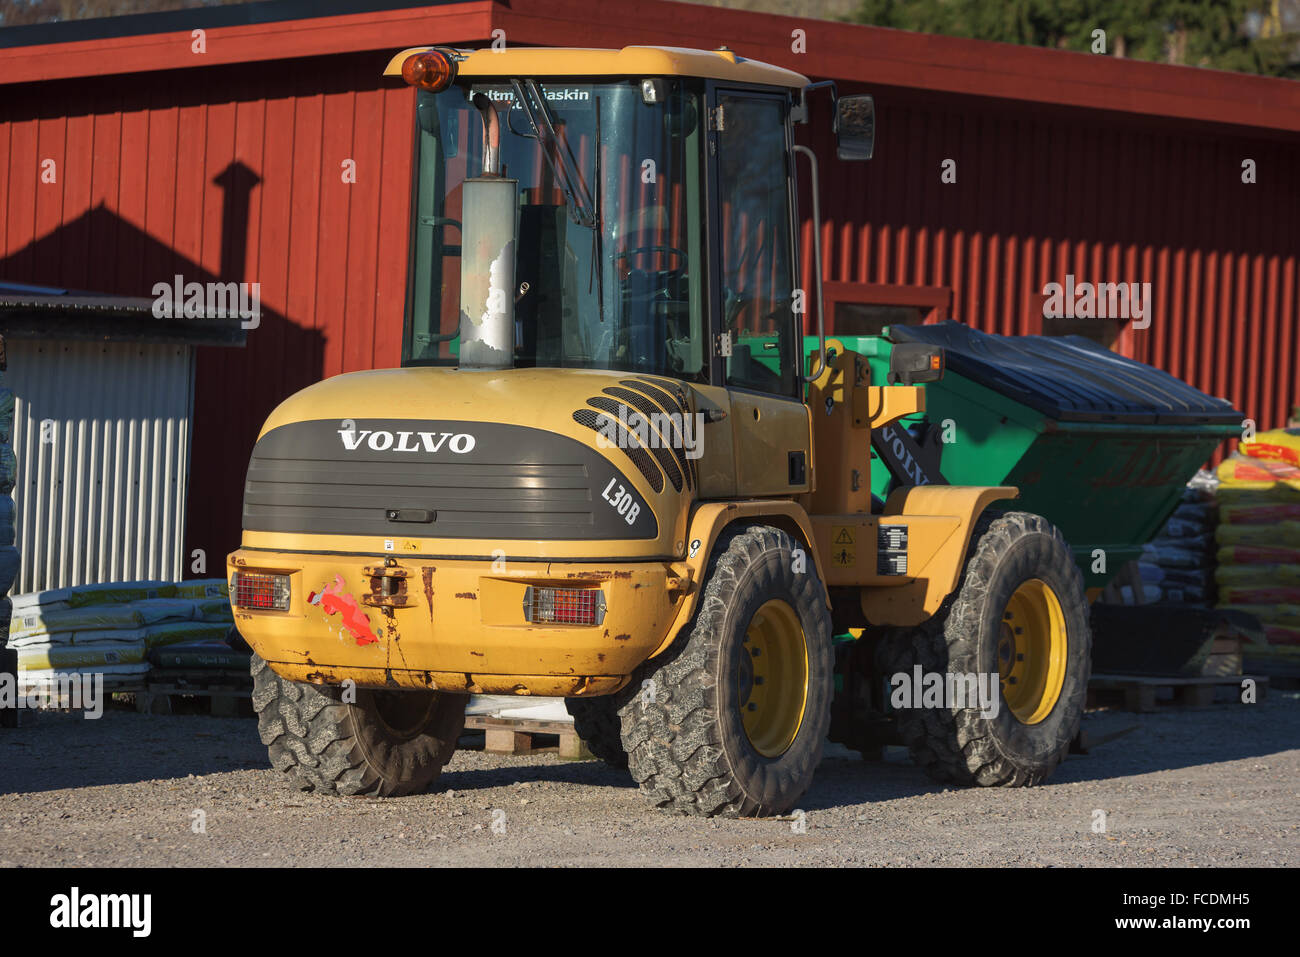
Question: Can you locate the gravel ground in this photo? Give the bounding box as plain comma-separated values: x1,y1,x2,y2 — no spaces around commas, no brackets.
1,693,1296,867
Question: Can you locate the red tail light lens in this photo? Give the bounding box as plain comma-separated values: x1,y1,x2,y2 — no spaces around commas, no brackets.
401,49,458,92
231,572,291,611
522,586,607,626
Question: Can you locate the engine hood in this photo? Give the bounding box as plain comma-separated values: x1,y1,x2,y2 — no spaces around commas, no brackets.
244,366,704,559
260,366,689,444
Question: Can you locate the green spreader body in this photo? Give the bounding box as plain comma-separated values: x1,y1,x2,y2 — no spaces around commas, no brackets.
797,323,1242,588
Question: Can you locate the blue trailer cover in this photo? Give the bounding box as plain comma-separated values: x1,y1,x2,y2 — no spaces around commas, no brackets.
891,322,1243,425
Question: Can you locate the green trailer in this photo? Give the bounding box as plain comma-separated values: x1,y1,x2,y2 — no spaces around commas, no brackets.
793,323,1242,589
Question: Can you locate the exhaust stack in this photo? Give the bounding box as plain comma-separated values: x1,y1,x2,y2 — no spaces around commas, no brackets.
458,93,518,370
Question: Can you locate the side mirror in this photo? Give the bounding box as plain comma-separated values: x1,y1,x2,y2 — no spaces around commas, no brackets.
835,94,875,161
888,343,943,385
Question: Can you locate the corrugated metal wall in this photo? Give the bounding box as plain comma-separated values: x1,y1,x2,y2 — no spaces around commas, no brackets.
0,53,417,562
798,87,1300,438
6,339,194,593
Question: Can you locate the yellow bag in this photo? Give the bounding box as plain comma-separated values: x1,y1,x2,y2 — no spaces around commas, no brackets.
1217,544,1300,565
1216,453,1300,490
173,578,229,600
9,605,144,642
1219,584,1300,605
1264,624,1300,646
1216,520,1300,549
1216,485,1300,505
1241,427,1300,467
1217,563,1300,587
17,641,146,670
1220,503,1300,524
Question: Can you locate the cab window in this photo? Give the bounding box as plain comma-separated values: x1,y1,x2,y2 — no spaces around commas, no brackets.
716,93,799,397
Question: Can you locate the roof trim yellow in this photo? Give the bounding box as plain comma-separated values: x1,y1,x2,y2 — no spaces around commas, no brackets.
383,45,809,90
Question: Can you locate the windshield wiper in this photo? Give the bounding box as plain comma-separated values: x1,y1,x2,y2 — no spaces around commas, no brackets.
510,79,598,229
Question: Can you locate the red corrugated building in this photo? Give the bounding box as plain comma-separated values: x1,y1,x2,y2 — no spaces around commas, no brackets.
2,0,1297,562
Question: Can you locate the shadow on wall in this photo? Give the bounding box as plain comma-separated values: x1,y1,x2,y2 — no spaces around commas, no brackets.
0,160,325,574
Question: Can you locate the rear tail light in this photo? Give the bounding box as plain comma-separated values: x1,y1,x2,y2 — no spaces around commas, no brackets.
523,586,606,626
231,572,291,611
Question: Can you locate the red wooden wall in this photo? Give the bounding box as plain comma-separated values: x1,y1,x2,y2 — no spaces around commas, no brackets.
797,85,1300,441
0,54,418,561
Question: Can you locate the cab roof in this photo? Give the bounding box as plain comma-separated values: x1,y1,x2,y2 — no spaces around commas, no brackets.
382,45,809,90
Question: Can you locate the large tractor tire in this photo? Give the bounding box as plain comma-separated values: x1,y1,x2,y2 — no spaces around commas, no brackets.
251,654,465,797
565,696,628,769
876,511,1091,787
618,524,834,817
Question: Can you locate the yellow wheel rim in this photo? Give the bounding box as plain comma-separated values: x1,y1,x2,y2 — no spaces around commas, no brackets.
997,579,1068,725
737,599,809,757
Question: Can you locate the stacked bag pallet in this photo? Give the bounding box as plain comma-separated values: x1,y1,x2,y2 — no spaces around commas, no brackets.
1,374,16,726
1135,471,1220,606
0,383,17,639
11,578,234,695
1214,427,1300,669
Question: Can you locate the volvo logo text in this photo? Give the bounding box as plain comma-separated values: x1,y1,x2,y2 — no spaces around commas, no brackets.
338,429,477,454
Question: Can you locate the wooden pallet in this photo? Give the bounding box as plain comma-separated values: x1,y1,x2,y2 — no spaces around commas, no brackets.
463,714,592,759
19,677,145,705
139,668,253,717
1243,658,1300,690
1088,673,1269,713
1070,710,1140,753
0,648,16,728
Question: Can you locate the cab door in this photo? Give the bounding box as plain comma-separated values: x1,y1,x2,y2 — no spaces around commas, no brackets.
709,87,811,498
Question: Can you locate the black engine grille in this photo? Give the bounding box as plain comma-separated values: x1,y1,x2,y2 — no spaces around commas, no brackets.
243,419,657,540
570,377,699,495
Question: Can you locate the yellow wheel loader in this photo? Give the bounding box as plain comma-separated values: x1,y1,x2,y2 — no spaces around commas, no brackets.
228,46,1091,816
